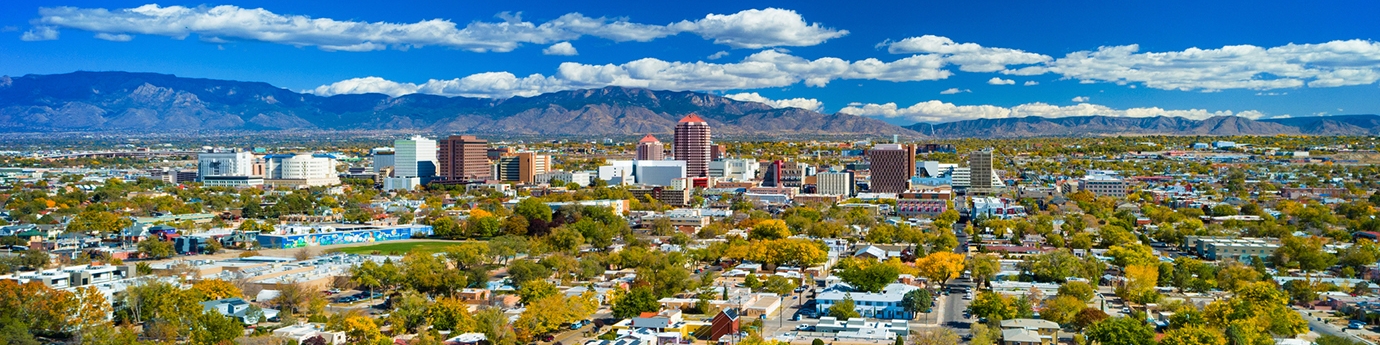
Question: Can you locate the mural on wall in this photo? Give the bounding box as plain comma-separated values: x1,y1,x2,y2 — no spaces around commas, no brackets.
257,226,434,249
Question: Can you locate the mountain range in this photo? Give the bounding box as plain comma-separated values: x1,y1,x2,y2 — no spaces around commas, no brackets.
0,71,908,136
1,71,1377,138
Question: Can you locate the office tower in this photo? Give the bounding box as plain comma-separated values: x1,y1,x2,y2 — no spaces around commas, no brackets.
970,148,994,194
816,171,855,196
762,160,783,187
495,152,550,183
438,135,490,181
371,148,395,175
710,144,725,161
634,160,687,186
394,136,437,179
264,153,341,187
709,159,759,181
674,114,712,177
197,149,255,180
636,134,664,161
866,144,916,193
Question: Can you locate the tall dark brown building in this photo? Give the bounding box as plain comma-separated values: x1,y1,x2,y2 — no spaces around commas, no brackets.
866,144,916,193
437,135,490,180
674,114,712,177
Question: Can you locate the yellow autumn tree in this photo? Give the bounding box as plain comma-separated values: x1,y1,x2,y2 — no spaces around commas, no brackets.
915,252,965,288
190,279,244,301
1117,264,1160,304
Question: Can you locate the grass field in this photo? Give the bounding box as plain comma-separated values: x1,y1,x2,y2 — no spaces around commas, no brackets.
335,240,468,255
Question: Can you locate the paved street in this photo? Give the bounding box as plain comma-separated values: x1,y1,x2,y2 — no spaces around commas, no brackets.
1297,307,1376,345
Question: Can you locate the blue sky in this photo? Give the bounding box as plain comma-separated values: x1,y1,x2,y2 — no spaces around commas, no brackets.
2,0,1379,125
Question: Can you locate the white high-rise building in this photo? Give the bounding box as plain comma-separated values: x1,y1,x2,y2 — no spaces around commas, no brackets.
709,159,759,181
816,171,855,197
394,136,437,179
635,160,687,187
265,154,340,187
197,150,255,179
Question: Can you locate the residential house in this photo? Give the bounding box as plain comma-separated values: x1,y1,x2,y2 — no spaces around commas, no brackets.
815,283,919,320
999,319,1059,345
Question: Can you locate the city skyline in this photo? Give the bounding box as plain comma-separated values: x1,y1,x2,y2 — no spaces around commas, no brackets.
1,0,1378,126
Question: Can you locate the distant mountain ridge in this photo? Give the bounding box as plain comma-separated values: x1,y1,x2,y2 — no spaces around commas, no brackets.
906,114,1380,138
0,71,913,136
1,71,1375,138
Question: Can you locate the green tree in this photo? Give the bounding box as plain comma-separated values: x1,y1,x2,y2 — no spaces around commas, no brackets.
829,294,861,320
744,274,762,291
515,198,553,223
1058,281,1096,302
612,286,661,319
1086,317,1154,345
835,260,900,293
901,289,933,318
1160,325,1226,345
1041,295,1085,326
517,280,558,305
137,239,175,259
190,309,245,345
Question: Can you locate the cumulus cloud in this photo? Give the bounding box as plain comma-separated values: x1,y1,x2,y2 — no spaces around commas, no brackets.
309,76,421,97
675,8,847,49
311,50,952,98
28,5,844,52
1046,40,1380,91
1072,96,1089,102
939,88,970,95
1023,81,1038,86
881,35,1051,73
839,99,1263,123
21,26,58,41
707,51,730,60
987,77,1015,85
724,92,824,111
542,42,578,56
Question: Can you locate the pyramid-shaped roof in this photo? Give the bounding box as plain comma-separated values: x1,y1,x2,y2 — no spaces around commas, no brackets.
678,113,707,123
639,134,660,143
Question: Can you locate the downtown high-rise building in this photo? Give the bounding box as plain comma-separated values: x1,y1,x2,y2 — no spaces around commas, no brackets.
636,134,664,161
674,114,712,177
495,152,550,184
969,148,995,194
394,136,437,179
437,135,490,181
866,144,916,193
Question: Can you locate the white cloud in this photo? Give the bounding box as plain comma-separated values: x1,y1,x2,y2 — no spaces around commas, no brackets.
939,88,970,95
1046,40,1380,91
1072,96,1089,102
30,5,844,52
987,77,1015,85
1023,81,1038,86
839,99,1263,123
674,8,848,49
94,32,132,41
542,42,578,56
311,50,952,98
881,35,1051,72
723,92,823,111
21,26,58,41
309,76,420,97
707,51,730,60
